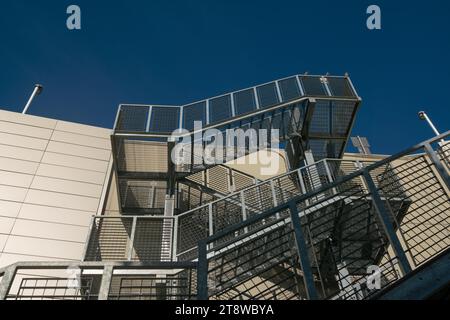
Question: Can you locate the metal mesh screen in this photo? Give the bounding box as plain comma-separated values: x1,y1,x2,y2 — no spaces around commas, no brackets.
183,102,207,130
256,82,280,108
326,77,355,98
278,77,302,101
233,88,257,115
300,76,328,96
116,105,149,132
209,94,232,123
149,106,180,133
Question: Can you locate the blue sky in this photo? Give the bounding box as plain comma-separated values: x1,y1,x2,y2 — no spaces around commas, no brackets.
0,0,449,154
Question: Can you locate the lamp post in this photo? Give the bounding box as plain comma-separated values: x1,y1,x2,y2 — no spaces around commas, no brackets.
22,84,43,114
418,111,445,144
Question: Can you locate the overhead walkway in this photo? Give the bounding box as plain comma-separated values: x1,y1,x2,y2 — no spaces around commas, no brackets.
110,74,361,215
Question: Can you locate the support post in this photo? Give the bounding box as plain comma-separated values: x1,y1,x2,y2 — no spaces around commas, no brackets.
289,202,318,300
98,264,113,300
197,241,208,300
127,216,137,261
424,143,450,191
362,171,412,275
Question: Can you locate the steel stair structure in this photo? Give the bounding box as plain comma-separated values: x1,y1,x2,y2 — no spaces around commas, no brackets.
110,74,361,216
1,73,449,300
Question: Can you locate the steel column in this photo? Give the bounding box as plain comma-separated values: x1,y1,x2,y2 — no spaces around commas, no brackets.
98,264,113,300
289,202,319,300
424,142,450,191
362,171,412,275
197,241,208,300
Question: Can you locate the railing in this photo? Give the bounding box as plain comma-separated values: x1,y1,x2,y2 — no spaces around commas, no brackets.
113,75,358,134
1,132,448,300
0,261,197,300
175,158,366,261
83,216,175,263
197,131,450,300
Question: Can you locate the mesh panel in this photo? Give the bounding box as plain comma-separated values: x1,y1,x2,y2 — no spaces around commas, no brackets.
375,155,450,267
117,105,149,132
256,82,280,108
233,88,257,115
327,77,355,97
332,101,356,135
278,77,302,101
149,106,180,133
206,211,307,300
209,95,232,123
183,102,207,131
300,77,327,96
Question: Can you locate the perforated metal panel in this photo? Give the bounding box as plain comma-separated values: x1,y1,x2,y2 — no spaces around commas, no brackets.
278,77,302,101
233,88,257,115
149,106,180,133
256,82,280,108
300,76,328,96
117,105,149,132
183,102,207,130
209,95,232,123
327,77,355,97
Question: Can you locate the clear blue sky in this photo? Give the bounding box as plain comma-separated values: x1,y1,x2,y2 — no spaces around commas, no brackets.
0,0,449,154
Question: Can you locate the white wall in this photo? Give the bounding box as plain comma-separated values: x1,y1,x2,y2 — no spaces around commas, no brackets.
0,109,113,268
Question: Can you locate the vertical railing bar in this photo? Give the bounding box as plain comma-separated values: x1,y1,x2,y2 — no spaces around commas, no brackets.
230,92,236,117
146,106,152,132
127,217,137,261
296,75,305,96
323,159,337,195
254,87,260,109
270,180,280,219
297,168,310,206
240,190,248,234
362,170,412,275
424,142,450,191
172,217,179,262
197,241,208,300
288,202,319,300
205,100,210,125
275,81,283,103
208,203,214,237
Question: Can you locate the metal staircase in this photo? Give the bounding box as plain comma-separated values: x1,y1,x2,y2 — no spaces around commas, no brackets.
110,74,360,216
1,73,449,300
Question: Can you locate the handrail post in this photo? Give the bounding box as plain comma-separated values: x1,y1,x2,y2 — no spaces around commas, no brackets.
424,142,450,191
197,240,208,300
270,180,280,219
323,159,337,195
362,170,412,276
288,202,319,300
172,217,179,261
127,217,137,261
240,190,248,234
